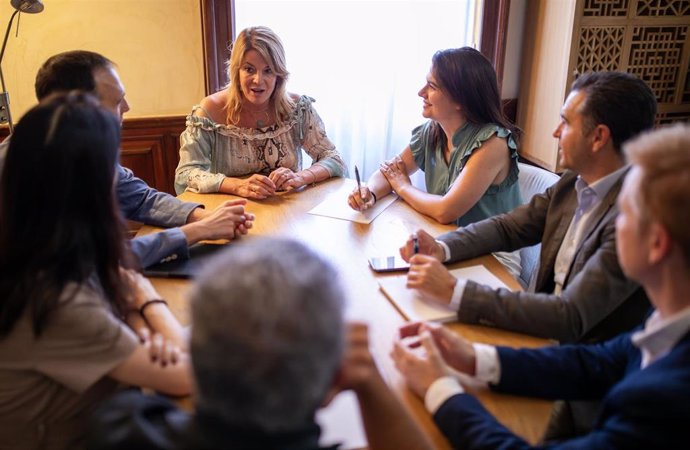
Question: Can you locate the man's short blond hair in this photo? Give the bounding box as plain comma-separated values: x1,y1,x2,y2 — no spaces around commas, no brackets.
624,123,690,264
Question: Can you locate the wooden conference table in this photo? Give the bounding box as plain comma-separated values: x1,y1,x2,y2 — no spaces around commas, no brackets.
139,177,554,449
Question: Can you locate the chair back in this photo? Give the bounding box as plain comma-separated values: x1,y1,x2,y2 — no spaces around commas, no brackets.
517,162,560,287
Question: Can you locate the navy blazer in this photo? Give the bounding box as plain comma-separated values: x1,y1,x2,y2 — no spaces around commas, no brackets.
434,330,690,449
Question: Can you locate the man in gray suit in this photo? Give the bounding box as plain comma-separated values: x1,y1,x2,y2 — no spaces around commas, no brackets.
400,71,656,345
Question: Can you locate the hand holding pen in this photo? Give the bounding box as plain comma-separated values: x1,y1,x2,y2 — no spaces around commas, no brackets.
399,229,446,262
347,165,376,212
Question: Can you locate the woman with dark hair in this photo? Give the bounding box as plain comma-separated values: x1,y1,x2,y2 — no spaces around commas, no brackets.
0,93,191,450
349,47,522,228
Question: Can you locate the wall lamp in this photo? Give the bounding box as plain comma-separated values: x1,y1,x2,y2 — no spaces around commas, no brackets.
0,0,44,134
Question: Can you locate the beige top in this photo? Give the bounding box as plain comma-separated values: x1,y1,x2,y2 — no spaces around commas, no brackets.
0,281,139,450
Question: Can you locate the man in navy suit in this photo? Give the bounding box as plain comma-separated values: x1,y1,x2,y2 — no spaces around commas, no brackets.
391,123,690,448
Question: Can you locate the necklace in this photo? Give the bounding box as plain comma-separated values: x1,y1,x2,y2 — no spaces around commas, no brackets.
244,106,271,128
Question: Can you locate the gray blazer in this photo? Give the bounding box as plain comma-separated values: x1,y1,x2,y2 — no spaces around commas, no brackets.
437,170,650,343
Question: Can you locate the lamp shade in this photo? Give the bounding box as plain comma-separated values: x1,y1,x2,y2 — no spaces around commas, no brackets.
10,0,44,14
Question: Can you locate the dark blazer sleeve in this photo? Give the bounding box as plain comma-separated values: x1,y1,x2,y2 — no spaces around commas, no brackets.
434,393,535,450
85,390,191,450
437,172,648,343
493,334,632,400
433,334,635,450
434,333,690,450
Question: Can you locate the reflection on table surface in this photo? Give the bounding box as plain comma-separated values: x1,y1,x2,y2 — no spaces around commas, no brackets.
139,177,554,449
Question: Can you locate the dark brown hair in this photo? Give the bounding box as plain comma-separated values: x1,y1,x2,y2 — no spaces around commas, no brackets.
0,92,133,337
34,50,113,100
571,71,657,153
428,47,520,149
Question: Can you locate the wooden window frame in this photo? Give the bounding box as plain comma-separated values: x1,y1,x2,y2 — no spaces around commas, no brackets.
200,0,235,95
480,0,511,91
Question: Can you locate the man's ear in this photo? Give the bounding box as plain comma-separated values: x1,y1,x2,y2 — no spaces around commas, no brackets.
320,367,344,408
590,124,612,154
648,222,673,265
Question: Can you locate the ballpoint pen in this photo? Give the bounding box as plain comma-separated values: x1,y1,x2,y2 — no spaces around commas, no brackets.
354,165,361,191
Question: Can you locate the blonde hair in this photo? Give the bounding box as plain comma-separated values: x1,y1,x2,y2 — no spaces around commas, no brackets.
225,26,295,125
624,123,690,263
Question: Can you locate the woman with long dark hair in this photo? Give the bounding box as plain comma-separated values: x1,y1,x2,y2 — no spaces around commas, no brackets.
349,47,522,228
0,92,191,450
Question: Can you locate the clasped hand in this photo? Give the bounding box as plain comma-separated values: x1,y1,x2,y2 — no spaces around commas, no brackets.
187,199,255,242
323,322,382,406
268,167,310,192
238,174,277,199
391,322,477,398
379,155,411,193
238,169,310,198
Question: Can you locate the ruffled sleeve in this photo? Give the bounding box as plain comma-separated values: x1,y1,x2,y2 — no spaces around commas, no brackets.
174,107,226,195
454,124,520,193
298,96,347,177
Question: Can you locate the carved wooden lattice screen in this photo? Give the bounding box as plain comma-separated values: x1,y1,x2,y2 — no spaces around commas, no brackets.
569,0,690,124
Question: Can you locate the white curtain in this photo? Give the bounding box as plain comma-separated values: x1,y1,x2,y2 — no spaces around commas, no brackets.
235,0,479,182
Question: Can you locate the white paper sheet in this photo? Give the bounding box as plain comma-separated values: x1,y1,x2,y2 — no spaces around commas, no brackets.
316,391,367,450
307,183,397,224
378,264,509,322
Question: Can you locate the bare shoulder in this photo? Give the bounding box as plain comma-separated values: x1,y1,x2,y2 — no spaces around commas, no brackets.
196,91,228,122
478,133,509,156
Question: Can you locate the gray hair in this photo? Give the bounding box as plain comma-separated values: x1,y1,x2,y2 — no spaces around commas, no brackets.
189,237,345,432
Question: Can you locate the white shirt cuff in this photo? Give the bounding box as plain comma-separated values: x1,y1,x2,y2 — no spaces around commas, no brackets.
436,240,451,262
449,278,467,311
424,376,464,414
473,343,501,385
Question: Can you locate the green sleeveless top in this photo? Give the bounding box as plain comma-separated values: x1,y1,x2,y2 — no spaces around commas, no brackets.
410,121,522,227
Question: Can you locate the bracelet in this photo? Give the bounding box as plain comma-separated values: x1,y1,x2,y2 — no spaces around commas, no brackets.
139,299,168,316
370,191,377,204
304,168,317,186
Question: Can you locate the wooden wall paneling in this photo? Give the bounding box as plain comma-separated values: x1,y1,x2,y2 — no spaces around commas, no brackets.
120,138,160,190
1,116,185,196
516,0,578,172
120,116,187,195
519,0,690,172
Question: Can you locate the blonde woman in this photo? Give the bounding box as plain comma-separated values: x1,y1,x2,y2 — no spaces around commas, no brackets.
175,26,346,198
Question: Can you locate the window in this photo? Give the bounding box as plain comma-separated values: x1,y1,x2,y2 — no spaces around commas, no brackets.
231,0,480,180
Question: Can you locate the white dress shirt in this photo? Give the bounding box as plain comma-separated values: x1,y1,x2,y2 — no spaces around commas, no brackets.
553,166,628,294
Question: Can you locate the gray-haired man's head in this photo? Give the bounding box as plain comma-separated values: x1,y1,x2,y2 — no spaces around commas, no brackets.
189,238,345,432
